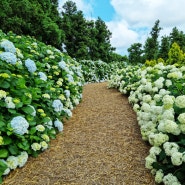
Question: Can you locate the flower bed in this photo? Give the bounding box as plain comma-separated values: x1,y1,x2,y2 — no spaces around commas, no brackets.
0,30,84,183
79,59,126,83
108,63,185,185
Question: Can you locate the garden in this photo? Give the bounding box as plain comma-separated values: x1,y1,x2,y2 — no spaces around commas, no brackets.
1,29,185,185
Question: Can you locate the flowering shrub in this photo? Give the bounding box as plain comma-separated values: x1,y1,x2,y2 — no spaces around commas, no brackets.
108,63,185,185
0,30,84,183
79,59,126,83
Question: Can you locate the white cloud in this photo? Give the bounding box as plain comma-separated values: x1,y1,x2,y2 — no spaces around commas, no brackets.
108,0,185,55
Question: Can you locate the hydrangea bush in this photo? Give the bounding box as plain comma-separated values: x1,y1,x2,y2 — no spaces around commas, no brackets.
79,59,126,83
108,63,185,185
0,30,84,183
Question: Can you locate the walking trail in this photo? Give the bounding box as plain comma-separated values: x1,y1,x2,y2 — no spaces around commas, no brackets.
3,82,156,185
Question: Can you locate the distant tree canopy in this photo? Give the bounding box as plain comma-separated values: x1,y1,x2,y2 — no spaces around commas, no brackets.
127,19,185,65
0,0,124,63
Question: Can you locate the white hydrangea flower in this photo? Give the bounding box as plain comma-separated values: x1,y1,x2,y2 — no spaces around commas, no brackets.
41,134,50,142
162,95,175,109
163,173,181,185
167,71,182,79
153,94,161,102
149,132,169,146
25,58,37,73
154,77,165,89
52,99,63,112
165,79,172,87
10,116,29,135
0,39,16,53
0,52,17,65
0,90,7,99
171,152,183,166
54,119,63,132
6,156,18,170
31,143,41,151
5,97,15,109
178,113,185,124
163,142,179,156
142,94,152,103
44,119,53,129
38,72,47,81
161,109,175,121
155,170,164,184
17,151,28,168
175,95,185,108
36,125,45,132
40,141,48,151
66,74,74,82
145,155,156,170
158,120,181,135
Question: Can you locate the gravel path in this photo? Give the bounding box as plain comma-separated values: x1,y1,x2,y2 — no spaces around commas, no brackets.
3,82,156,185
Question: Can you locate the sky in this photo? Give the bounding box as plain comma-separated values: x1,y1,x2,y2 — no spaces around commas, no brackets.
58,0,185,55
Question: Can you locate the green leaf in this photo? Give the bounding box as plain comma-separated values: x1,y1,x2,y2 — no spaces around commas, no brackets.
0,149,9,158
29,127,36,135
3,136,12,145
0,81,10,89
17,140,29,151
0,121,5,128
0,160,8,176
8,109,17,114
8,144,19,155
22,106,34,115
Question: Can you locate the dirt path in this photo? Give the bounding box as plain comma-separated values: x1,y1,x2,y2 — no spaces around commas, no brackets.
3,83,156,185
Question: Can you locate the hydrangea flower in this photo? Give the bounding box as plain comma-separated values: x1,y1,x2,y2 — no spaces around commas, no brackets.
25,58,37,73
41,134,50,142
66,74,74,82
10,116,29,135
5,97,15,109
38,72,47,81
44,119,53,129
40,141,48,151
0,52,17,65
63,108,72,117
175,95,185,108
177,113,185,124
171,152,183,166
0,136,4,145
0,39,16,53
17,151,28,168
42,94,50,99
155,170,164,184
54,119,63,132
0,90,7,99
52,99,63,112
36,125,45,132
64,90,70,98
163,173,181,185
58,60,66,70
6,156,18,170
31,143,41,151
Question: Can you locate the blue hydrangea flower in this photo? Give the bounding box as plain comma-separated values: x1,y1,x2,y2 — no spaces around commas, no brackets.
58,60,66,70
54,119,63,132
0,39,16,54
0,52,17,65
38,72,47,81
64,90,70,98
10,116,29,135
25,58,37,73
52,99,63,112
66,74,74,82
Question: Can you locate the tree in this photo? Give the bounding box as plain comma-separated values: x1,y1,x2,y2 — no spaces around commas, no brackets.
93,17,115,62
158,36,170,61
144,20,162,60
169,27,185,52
0,0,64,48
127,43,143,63
167,42,184,65
61,0,89,59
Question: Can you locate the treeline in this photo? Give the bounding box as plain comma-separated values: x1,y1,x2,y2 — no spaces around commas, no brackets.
0,0,124,63
127,20,185,65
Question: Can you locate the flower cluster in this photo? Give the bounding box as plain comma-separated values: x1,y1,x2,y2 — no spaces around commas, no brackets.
108,62,185,184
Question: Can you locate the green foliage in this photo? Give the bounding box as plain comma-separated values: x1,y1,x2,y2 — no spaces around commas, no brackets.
0,0,64,48
0,30,84,182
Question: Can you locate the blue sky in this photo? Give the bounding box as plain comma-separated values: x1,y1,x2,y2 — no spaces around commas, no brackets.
59,0,185,56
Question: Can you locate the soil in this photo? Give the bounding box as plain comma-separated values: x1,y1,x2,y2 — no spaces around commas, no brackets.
2,82,156,185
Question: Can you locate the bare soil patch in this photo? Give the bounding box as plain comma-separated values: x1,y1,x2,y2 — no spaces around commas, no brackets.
3,82,156,185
